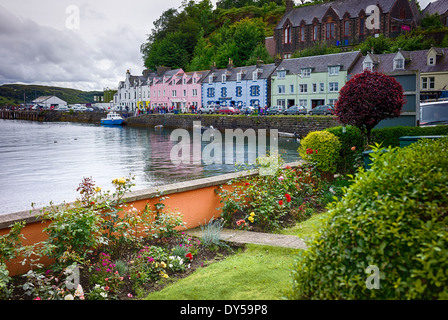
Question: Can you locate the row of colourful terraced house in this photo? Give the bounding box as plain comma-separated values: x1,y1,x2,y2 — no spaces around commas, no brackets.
113,47,448,127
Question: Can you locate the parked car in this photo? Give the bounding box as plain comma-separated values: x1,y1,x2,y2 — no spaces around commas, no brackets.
198,105,219,114
420,100,448,126
55,106,68,111
308,105,335,115
284,105,307,115
240,106,255,114
267,106,285,115
218,106,240,115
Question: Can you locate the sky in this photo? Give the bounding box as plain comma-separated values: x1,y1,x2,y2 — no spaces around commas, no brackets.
0,0,438,92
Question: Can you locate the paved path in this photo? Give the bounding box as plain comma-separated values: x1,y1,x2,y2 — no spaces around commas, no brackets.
187,228,307,250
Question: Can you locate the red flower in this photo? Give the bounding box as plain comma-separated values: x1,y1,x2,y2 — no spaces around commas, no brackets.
278,200,284,206
315,150,318,154
245,182,250,186
185,253,193,261
285,194,291,203
306,148,314,155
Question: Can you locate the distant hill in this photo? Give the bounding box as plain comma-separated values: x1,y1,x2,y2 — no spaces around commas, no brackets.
0,84,103,106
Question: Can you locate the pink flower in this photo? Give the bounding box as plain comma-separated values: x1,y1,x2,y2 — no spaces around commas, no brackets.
34,297,41,300
315,150,318,154
127,293,133,298
278,176,284,181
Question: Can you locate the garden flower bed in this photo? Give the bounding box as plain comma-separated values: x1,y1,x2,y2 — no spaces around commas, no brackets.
7,233,241,300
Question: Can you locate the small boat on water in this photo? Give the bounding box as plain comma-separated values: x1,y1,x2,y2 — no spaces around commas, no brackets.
101,112,124,125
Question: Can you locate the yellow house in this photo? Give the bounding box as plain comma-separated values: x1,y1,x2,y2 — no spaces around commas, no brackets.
419,47,448,101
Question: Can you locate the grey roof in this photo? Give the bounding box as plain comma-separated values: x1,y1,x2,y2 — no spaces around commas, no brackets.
275,50,362,74
422,0,448,16
276,0,403,28
350,47,448,75
201,63,277,83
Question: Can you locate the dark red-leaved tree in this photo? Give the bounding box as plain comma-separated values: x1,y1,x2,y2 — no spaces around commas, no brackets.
334,69,405,145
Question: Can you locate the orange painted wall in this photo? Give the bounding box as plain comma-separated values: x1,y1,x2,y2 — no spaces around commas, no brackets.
1,182,228,277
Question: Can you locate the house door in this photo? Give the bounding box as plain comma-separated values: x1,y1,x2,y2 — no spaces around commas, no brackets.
312,99,325,109
287,99,295,107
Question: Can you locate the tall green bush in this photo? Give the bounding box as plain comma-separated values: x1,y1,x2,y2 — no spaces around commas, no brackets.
287,138,448,299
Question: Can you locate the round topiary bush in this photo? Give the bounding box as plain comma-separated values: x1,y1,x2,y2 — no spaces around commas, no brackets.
298,131,341,174
287,137,448,300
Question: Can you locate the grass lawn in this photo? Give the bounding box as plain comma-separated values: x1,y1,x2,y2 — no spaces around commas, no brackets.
145,212,327,300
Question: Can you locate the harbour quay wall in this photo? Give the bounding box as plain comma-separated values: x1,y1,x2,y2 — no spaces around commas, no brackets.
125,114,340,138
0,110,108,123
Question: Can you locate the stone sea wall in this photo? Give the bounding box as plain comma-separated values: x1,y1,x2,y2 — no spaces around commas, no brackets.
125,114,340,138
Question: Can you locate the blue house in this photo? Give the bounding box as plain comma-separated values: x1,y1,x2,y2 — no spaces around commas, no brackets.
201,60,277,109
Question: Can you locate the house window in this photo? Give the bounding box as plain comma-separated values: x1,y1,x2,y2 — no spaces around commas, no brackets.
329,99,338,106
278,85,286,94
363,61,372,70
329,66,340,76
237,73,242,82
299,99,307,107
300,26,305,42
320,83,325,92
209,75,213,83
313,25,318,41
312,83,317,93
301,68,311,78
283,53,291,59
326,22,335,39
344,20,350,37
360,18,365,35
290,84,294,93
284,25,291,44
253,71,258,81
329,82,339,92
172,90,177,97
394,58,404,70
277,99,286,107
207,88,215,98
192,89,198,97
250,86,260,96
221,87,227,97
222,74,226,83
300,84,308,93
183,90,187,97
428,56,435,66
423,77,436,89
277,70,286,79
236,86,243,97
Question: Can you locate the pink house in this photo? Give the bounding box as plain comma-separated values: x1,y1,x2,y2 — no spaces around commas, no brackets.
150,68,206,112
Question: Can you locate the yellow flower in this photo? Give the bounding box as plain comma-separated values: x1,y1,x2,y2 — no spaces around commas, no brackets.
160,261,166,268
94,187,102,193
159,271,169,279
250,212,255,217
248,216,254,223
112,177,126,184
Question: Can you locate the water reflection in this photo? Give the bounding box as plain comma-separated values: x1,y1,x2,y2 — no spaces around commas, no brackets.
0,120,299,214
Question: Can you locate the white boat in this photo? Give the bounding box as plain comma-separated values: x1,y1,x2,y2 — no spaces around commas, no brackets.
101,112,124,125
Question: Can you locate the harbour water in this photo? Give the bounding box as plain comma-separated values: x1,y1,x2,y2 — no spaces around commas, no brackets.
0,119,300,215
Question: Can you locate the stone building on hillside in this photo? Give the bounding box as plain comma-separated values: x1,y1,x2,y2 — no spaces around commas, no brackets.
274,0,420,59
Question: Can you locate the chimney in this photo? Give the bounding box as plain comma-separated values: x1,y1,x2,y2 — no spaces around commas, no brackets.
227,58,234,71
286,0,294,13
256,59,264,68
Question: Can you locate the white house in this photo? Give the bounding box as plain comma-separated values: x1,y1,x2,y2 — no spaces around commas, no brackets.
32,96,67,109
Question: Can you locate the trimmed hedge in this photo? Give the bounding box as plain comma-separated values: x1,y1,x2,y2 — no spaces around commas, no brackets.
326,125,448,174
287,137,448,299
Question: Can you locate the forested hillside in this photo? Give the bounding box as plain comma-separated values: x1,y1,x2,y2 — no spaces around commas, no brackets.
140,0,286,71
141,0,448,72
0,84,102,106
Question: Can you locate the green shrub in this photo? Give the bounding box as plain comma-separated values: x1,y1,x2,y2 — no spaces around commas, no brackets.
287,138,448,299
325,126,365,174
372,125,448,148
298,131,341,173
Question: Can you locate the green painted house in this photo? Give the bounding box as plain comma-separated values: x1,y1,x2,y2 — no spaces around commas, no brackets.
271,51,362,111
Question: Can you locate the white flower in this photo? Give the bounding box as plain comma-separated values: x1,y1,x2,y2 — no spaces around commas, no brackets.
64,294,74,300
75,284,84,297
